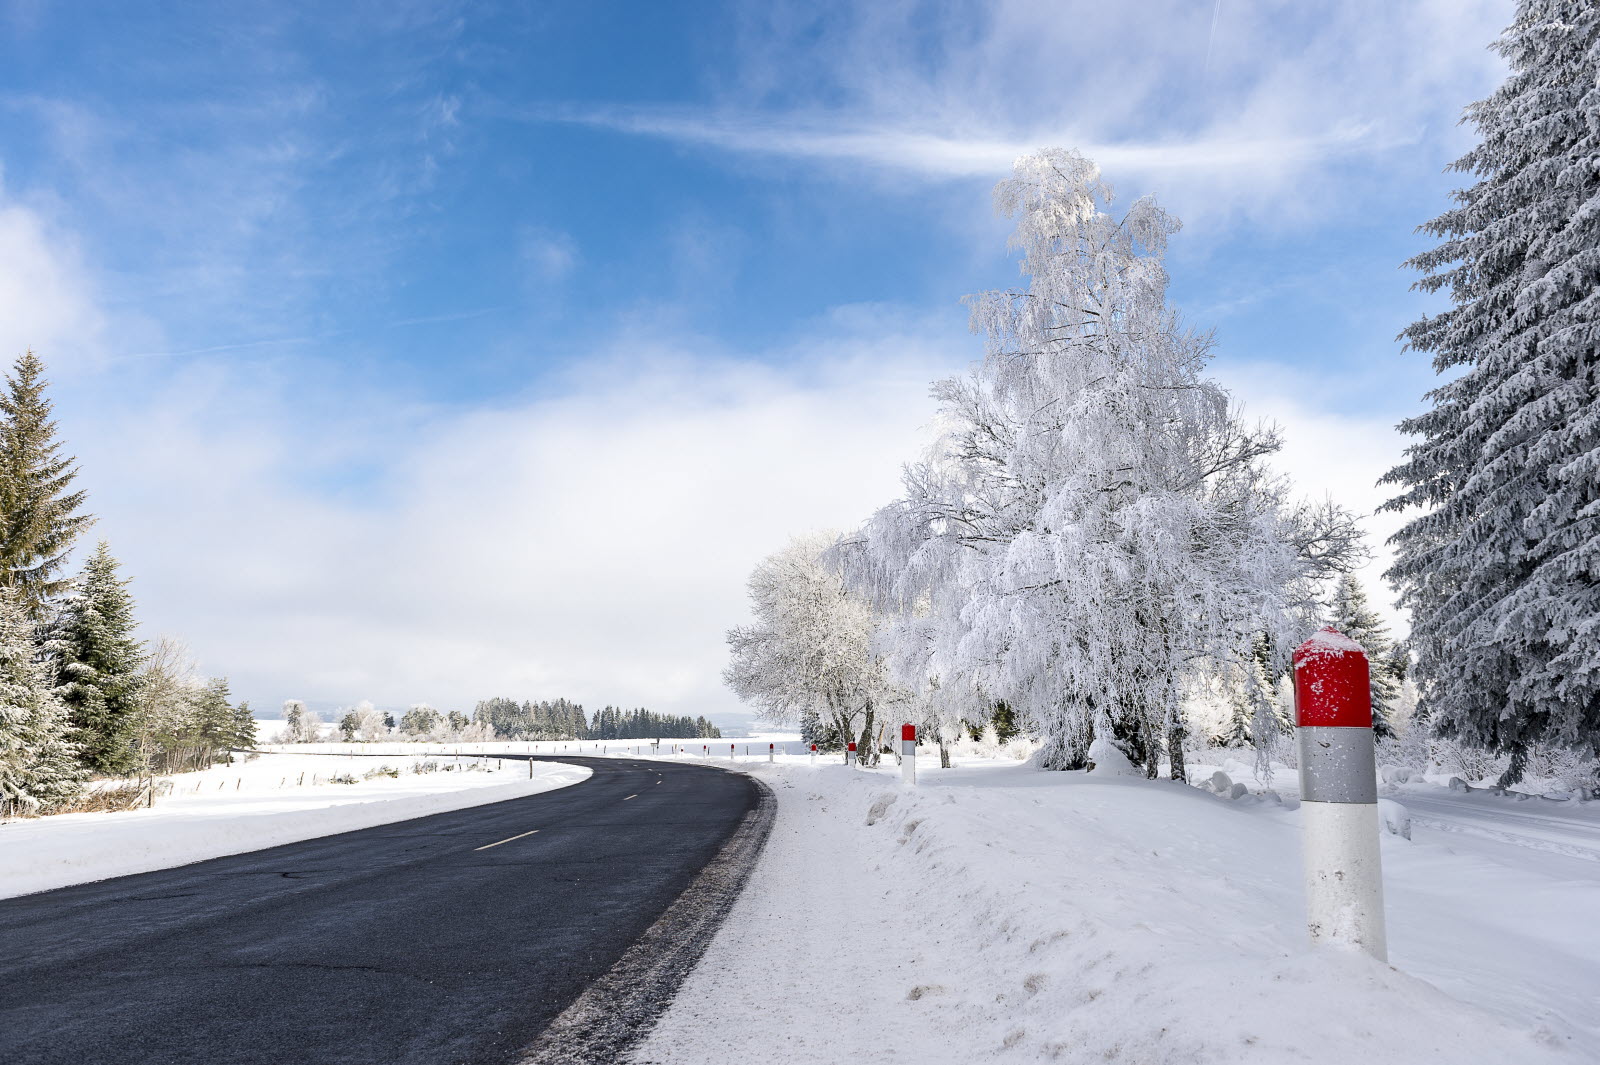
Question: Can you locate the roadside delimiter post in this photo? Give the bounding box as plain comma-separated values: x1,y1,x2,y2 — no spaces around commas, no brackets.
846,741,857,767
1293,626,1387,961
900,723,917,787
809,743,817,765
768,743,775,763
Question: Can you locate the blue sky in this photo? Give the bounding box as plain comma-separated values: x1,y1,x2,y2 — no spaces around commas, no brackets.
0,0,1512,721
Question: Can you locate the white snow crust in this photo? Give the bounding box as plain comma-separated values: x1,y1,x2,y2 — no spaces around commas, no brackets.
632,757,1596,1064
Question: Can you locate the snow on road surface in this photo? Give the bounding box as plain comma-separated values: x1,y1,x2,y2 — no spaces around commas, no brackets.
633,759,1597,1065
0,751,590,899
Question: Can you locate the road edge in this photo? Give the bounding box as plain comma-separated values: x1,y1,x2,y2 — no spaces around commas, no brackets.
515,768,776,1065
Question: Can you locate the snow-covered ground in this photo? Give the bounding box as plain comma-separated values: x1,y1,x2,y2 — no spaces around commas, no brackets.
632,754,1599,1065
0,750,589,899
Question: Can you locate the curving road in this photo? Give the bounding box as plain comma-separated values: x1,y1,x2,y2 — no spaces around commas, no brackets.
0,756,767,1065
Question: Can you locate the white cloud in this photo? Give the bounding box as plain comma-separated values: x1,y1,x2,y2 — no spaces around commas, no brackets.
62,313,962,719
0,192,109,368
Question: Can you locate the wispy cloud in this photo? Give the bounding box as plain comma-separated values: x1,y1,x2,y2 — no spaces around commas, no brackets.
523,103,1380,182
119,309,499,361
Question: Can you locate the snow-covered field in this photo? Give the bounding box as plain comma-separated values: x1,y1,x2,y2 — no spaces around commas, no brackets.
633,754,1599,1065
0,750,589,899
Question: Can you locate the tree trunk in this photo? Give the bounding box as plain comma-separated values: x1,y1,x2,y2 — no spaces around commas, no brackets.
1496,744,1528,789
1167,719,1188,782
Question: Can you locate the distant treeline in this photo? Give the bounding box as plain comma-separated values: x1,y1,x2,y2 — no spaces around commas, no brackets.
473,698,720,740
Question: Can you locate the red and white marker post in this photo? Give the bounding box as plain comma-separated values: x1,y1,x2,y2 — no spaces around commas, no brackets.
768,742,775,763
809,743,817,766
729,743,736,761
1293,626,1387,961
846,741,858,767
900,723,917,786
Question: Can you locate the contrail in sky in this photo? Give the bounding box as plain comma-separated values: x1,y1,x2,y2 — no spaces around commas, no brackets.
1204,0,1224,77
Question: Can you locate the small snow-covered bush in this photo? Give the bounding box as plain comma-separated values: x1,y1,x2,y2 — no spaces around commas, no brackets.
1432,739,1507,783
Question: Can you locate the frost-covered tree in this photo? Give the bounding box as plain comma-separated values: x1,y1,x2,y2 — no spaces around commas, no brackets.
55,542,146,776
1381,2,1600,785
1326,575,1400,738
280,699,323,743
840,150,1361,776
0,589,82,813
0,352,92,617
340,700,387,742
725,533,902,763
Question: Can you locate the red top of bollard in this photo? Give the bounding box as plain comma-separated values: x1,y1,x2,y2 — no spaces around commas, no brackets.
769,743,774,749
810,743,817,751
901,723,916,742
1292,627,1373,728
847,741,857,751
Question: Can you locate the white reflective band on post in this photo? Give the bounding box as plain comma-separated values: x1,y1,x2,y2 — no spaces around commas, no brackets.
1302,802,1387,960
1298,727,1379,804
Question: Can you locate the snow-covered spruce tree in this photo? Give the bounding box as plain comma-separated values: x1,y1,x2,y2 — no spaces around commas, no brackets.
190,678,243,765
838,149,1361,776
401,703,443,737
0,352,93,617
55,541,146,776
725,533,903,764
0,588,82,814
1381,2,1600,786
1326,574,1400,738
231,700,258,754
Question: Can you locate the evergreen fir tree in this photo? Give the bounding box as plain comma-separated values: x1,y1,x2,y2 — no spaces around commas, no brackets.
231,701,258,752
191,678,239,764
990,702,1020,743
0,589,82,813
1326,575,1400,739
0,352,93,616
55,542,146,776
1381,1,1600,783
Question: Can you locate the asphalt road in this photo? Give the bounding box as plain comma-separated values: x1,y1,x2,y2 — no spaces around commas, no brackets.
0,756,763,1065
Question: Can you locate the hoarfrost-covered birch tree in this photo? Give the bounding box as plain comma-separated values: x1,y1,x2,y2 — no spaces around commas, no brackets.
1381,0,1600,785
838,149,1361,776
725,533,903,763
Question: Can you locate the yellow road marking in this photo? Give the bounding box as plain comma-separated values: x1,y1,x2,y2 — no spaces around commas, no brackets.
475,829,540,851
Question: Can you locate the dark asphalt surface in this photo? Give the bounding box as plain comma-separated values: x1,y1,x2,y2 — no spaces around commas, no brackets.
0,756,761,1065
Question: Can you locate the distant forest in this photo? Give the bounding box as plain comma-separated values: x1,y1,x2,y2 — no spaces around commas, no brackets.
473,698,721,741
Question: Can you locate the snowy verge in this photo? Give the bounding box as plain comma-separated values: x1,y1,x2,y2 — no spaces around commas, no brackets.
0,753,590,899
632,761,1590,1065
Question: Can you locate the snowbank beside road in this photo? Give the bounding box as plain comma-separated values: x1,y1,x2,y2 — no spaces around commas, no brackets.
634,761,1592,1065
0,753,590,899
